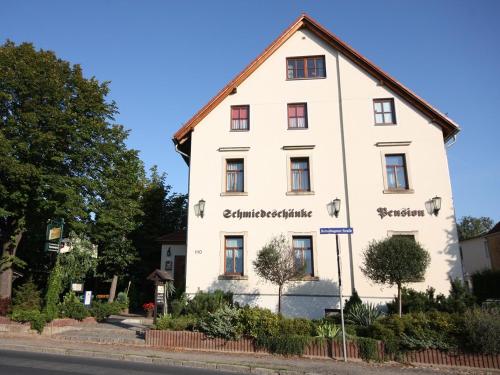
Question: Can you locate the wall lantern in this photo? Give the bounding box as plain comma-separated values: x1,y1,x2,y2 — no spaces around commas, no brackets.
327,198,341,218
431,196,442,216
194,199,206,218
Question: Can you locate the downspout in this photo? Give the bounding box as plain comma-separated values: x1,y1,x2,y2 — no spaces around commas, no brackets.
335,53,356,294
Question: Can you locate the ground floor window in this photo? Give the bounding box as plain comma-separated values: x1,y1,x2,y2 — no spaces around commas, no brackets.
224,236,243,275
292,236,313,276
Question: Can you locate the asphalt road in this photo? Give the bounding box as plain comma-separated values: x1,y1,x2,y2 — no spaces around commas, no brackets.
0,349,230,375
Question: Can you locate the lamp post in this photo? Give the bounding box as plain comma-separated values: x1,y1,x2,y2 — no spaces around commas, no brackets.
327,198,347,362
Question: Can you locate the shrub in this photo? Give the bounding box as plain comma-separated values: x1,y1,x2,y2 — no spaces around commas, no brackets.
58,292,89,320
116,292,129,309
170,293,188,318
356,337,381,362
155,313,197,331
442,279,475,313
472,270,500,304
256,334,311,356
366,321,400,356
11,309,47,333
347,303,383,327
279,317,315,336
198,305,241,340
238,306,280,338
185,290,233,317
90,300,122,322
461,308,500,354
0,297,11,316
316,322,340,339
344,290,362,314
44,258,64,321
13,278,42,311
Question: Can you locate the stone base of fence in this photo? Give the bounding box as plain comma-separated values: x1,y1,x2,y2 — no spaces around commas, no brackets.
146,330,500,369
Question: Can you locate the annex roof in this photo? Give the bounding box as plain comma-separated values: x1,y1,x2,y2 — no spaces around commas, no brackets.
173,14,460,144
156,230,186,244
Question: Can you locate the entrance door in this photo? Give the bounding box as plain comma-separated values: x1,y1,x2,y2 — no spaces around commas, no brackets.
173,255,186,293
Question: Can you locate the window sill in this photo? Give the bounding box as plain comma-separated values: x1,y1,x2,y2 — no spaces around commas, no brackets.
292,276,320,281
374,123,397,126
383,189,414,194
218,275,248,281
286,191,315,196
221,192,248,197
286,77,327,81
287,127,309,130
229,129,250,132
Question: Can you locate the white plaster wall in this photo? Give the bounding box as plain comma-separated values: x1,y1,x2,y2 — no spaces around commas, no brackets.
160,244,187,278
460,238,491,275
184,28,461,318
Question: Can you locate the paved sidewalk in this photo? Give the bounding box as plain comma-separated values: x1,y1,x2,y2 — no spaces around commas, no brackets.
0,334,496,375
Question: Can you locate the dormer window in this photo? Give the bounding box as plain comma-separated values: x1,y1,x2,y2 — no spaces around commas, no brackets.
287,56,326,79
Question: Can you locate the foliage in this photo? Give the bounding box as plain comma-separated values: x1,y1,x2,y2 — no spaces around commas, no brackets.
155,313,197,331
256,334,311,356
460,308,500,354
471,269,500,304
184,290,233,318
361,236,430,316
11,309,47,333
142,302,154,312
0,254,27,272
279,317,315,336
253,234,305,313
90,300,122,322
170,293,188,318
346,303,383,327
0,297,11,316
457,216,494,241
58,232,97,289
58,291,89,320
316,322,341,339
44,257,64,321
0,41,144,300
237,306,280,338
12,278,42,311
198,305,241,340
116,292,129,308
344,290,362,315
444,279,475,313
356,337,382,362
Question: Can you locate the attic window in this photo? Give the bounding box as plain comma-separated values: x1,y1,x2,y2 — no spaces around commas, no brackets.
287,56,326,79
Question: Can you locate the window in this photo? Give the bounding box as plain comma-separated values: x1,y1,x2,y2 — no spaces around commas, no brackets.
287,56,326,79
231,105,249,131
392,234,415,241
293,236,313,276
373,99,396,124
288,103,308,129
226,159,244,192
225,236,243,275
290,157,310,192
385,154,408,190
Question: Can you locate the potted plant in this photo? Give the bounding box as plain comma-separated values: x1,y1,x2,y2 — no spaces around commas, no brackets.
142,302,154,318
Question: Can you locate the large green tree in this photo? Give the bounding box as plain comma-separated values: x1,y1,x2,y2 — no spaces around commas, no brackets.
361,236,430,317
0,41,143,300
456,216,494,241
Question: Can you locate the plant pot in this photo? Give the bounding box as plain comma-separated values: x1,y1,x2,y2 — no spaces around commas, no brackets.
146,310,153,318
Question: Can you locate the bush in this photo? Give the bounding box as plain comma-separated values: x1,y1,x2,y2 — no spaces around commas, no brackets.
238,306,280,338
185,290,233,318
11,309,47,333
58,292,89,320
344,290,362,314
155,313,198,331
461,308,500,354
356,337,381,362
315,322,340,339
13,278,42,311
0,297,11,316
115,292,129,309
256,334,311,356
198,305,241,340
170,294,188,318
90,300,122,322
347,303,383,327
366,321,400,356
471,269,500,304
279,317,315,336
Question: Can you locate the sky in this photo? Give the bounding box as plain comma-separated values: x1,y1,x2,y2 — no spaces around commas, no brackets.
1,0,499,222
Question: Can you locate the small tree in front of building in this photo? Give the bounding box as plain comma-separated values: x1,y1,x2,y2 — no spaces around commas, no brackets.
361,236,430,317
253,234,305,314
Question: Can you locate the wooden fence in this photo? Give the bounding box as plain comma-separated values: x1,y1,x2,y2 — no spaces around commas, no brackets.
146,330,500,369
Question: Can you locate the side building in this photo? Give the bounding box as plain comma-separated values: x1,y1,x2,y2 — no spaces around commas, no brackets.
172,15,462,318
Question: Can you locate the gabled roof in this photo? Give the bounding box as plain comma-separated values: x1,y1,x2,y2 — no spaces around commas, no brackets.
486,222,500,237
173,14,460,144
157,230,186,244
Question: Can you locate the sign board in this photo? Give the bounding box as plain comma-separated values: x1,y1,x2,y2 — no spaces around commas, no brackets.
156,285,165,304
320,227,353,235
84,291,92,306
45,219,64,252
71,283,83,292
48,227,62,240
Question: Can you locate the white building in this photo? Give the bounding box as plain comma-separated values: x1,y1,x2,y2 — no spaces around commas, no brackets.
172,15,463,318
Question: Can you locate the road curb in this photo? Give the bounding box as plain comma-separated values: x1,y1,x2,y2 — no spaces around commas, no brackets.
0,343,321,375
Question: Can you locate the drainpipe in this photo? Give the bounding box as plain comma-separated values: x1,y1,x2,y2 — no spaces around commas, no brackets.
335,53,356,294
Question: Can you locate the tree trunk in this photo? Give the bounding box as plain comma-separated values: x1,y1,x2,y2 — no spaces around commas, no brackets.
0,230,24,299
108,275,118,302
397,282,402,317
278,284,282,314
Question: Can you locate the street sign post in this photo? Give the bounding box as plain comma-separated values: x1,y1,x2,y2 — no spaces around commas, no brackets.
320,227,353,362
45,219,65,252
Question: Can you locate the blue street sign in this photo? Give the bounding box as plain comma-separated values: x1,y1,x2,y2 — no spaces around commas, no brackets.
320,227,353,234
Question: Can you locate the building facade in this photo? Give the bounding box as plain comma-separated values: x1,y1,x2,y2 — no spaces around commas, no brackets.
172,15,463,318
